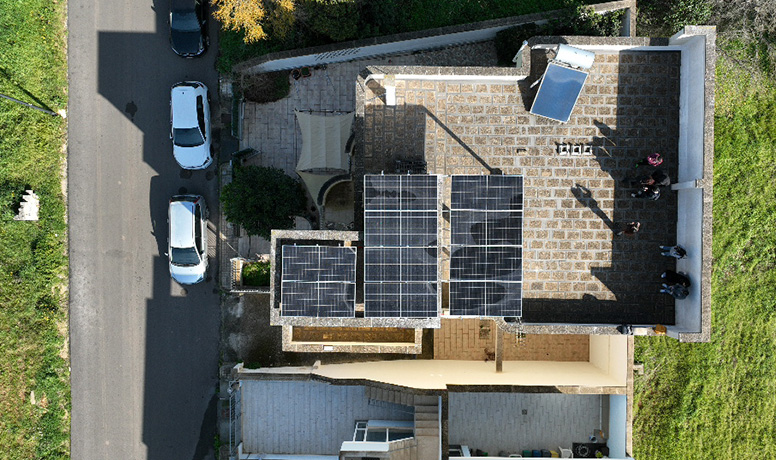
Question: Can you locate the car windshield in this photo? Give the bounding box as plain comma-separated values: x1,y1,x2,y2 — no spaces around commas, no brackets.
171,11,200,32
173,127,204,147
171,246,200,266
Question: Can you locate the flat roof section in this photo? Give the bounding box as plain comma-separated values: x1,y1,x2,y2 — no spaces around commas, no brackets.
360,50,681,326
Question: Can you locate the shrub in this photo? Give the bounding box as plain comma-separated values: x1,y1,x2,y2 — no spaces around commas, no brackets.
637,0,712,38
242,261,271,286
494,6,624,66
220,165,306,239
239,71,291,103
298,0,359,42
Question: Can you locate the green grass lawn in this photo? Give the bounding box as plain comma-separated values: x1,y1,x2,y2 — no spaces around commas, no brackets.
632,50,776,459
0,0,69,458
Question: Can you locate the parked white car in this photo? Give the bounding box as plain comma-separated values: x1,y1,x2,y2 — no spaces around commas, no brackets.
168,195,208,285
170,81,212,169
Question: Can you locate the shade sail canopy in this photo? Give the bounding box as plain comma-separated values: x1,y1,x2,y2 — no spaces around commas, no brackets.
295,111,354,172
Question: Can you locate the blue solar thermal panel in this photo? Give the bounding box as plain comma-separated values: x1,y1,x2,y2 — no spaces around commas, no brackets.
530,62,589,123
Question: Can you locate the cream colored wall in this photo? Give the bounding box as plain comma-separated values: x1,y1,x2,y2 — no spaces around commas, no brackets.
314,359,624,389
589,335,628,385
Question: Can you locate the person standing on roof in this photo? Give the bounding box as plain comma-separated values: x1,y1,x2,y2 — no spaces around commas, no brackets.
660,245,687,259
623,168,671,188
635,152,663,168
631,184,660,200
661,270,691,287
615,221,640,236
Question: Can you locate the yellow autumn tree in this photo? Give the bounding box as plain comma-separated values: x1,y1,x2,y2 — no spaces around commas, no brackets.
211,0,295,43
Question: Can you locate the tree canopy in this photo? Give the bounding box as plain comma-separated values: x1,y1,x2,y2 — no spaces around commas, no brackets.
220,165,307,239
211,0,295,43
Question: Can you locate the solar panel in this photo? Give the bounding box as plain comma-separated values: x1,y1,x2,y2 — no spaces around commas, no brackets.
530,62,589,123
450,175,523,317
363,175,439,318
281,245,356,317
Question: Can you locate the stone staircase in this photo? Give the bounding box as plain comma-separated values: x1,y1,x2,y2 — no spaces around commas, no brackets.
365,386,416,407
364,387,441,459
414,394,441,460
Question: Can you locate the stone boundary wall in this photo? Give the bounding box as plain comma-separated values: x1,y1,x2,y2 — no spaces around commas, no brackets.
234,0,636,75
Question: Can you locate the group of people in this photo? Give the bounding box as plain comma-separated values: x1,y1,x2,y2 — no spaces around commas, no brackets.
625,153,671,201
613,154,692,299
615,153,670,236
659,245,690,299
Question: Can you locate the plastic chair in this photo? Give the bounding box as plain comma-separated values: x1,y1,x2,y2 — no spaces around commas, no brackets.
559,446,573,458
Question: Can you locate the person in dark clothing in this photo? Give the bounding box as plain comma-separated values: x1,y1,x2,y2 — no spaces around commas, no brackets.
660,283,689,299
649,168,671,187
661,270,691,287
631,184,660,200
660,245,687,259
622,169,671,188
615,221,640,236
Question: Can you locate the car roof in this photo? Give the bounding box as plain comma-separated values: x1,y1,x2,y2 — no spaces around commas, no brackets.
169,198,198,248
171,0,196,12
171,84,201,128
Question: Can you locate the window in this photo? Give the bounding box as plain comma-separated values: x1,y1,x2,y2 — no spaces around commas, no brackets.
194,204,203,252
196,96,206,139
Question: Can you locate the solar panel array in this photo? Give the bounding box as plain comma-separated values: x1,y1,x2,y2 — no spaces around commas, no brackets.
363,175,439,318
450,175,523,317
281,245,356,317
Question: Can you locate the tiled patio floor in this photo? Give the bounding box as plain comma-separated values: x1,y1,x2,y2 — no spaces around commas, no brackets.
433,318,589,361
362,50,681,325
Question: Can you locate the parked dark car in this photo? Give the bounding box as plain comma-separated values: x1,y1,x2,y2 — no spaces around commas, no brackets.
169,0,208,57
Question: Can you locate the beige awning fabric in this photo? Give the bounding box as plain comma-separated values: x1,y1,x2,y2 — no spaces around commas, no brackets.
295,111,354,172
294,111,354,208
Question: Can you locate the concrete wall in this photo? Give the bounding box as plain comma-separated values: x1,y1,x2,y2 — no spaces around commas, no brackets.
607,394,628,458
589,335,628,383
673,188,704,334
666,27,716,342
670,33,706,183
314,359,625,389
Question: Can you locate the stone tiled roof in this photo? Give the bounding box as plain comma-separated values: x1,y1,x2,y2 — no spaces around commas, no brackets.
357,49,681,325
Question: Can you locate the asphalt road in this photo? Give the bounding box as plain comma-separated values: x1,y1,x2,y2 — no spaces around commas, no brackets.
68,1,221,459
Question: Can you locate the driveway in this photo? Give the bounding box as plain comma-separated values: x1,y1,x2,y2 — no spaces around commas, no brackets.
68,1,221,458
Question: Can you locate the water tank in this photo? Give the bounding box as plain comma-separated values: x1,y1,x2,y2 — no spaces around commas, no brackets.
555,44,595,69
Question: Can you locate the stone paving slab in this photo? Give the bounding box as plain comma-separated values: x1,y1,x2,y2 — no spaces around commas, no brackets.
240,42,498,176
363,50,680,325
434,318,589,361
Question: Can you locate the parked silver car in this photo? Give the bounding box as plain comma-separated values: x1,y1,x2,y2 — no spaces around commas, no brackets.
167,194,208,284
170,81,212,169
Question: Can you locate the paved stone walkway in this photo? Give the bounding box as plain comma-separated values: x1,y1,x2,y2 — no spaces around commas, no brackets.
240,42,498,176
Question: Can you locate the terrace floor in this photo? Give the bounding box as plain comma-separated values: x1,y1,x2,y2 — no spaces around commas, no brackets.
434,318,589,361
360,50,681,325
448,392,603,456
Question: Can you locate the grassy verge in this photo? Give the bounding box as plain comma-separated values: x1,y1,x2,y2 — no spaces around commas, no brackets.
217,0,601,73
0,0,69,458
632,49,776,458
